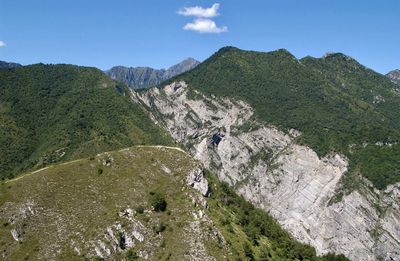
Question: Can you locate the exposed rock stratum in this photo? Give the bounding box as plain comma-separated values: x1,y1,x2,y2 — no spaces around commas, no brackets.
134,81,400,261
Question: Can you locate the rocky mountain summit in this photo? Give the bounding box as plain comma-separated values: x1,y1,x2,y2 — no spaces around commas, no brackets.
387,69,400,85
106,58,199,89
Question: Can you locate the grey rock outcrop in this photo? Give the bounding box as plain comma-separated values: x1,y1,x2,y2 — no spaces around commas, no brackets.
387,69,400,85
187,168,209,197
135,81,400,261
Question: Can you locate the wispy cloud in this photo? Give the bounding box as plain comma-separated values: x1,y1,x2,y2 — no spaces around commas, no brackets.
0,41,6,47
178,3,227,34
178,3,220,18
183,18,227,34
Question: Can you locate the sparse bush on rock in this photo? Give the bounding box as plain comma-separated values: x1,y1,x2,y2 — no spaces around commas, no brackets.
149,191,167,212
154,222,167,234
135,206,145,214
125,249,139,260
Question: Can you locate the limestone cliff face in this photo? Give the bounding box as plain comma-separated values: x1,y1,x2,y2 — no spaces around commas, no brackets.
134,81,400,261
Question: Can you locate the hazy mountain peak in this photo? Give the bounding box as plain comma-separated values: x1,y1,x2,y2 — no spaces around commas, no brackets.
106,58,199,89
180,57,199,64
0,60,22,69
163,57,200,79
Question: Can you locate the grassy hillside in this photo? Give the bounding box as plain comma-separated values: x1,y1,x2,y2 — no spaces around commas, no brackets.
0,64,172,179
173,47,400,189
0,146,347,260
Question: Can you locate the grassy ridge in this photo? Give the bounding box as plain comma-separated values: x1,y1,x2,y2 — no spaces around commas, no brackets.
0,146,348,260
0,147,210,260
0,64,172,179
174,47,400,189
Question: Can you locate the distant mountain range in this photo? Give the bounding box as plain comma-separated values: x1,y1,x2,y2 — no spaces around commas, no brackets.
0,60,22,69
105,58,200,89
387,69,400,85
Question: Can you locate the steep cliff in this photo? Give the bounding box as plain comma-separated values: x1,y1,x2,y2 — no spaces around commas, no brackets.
135,81,400,261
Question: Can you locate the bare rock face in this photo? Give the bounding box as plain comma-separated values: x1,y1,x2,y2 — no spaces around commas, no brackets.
187,168,210,197
135,81,400,261
387,69,400,85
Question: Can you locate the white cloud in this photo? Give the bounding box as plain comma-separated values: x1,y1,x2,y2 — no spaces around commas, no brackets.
0,41,6,47
178,3,228,34
183,18,227,34
178,3,220,18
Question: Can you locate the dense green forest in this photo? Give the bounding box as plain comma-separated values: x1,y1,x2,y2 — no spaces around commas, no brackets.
0,64,172,179
173,47,400,189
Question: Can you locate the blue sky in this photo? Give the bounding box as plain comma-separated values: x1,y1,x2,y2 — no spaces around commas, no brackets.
0,0,399,73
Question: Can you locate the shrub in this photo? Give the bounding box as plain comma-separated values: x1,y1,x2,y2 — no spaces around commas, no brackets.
160,239,166,248
322,253,349,261
135,206,145,214
125,249,139,260
154,222,167,233
243,242,254,260
259,246,270,260
149,191,167,212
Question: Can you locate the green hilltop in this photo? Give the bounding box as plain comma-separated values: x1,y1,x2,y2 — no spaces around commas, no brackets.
0,64,173,179
173,47,400,190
